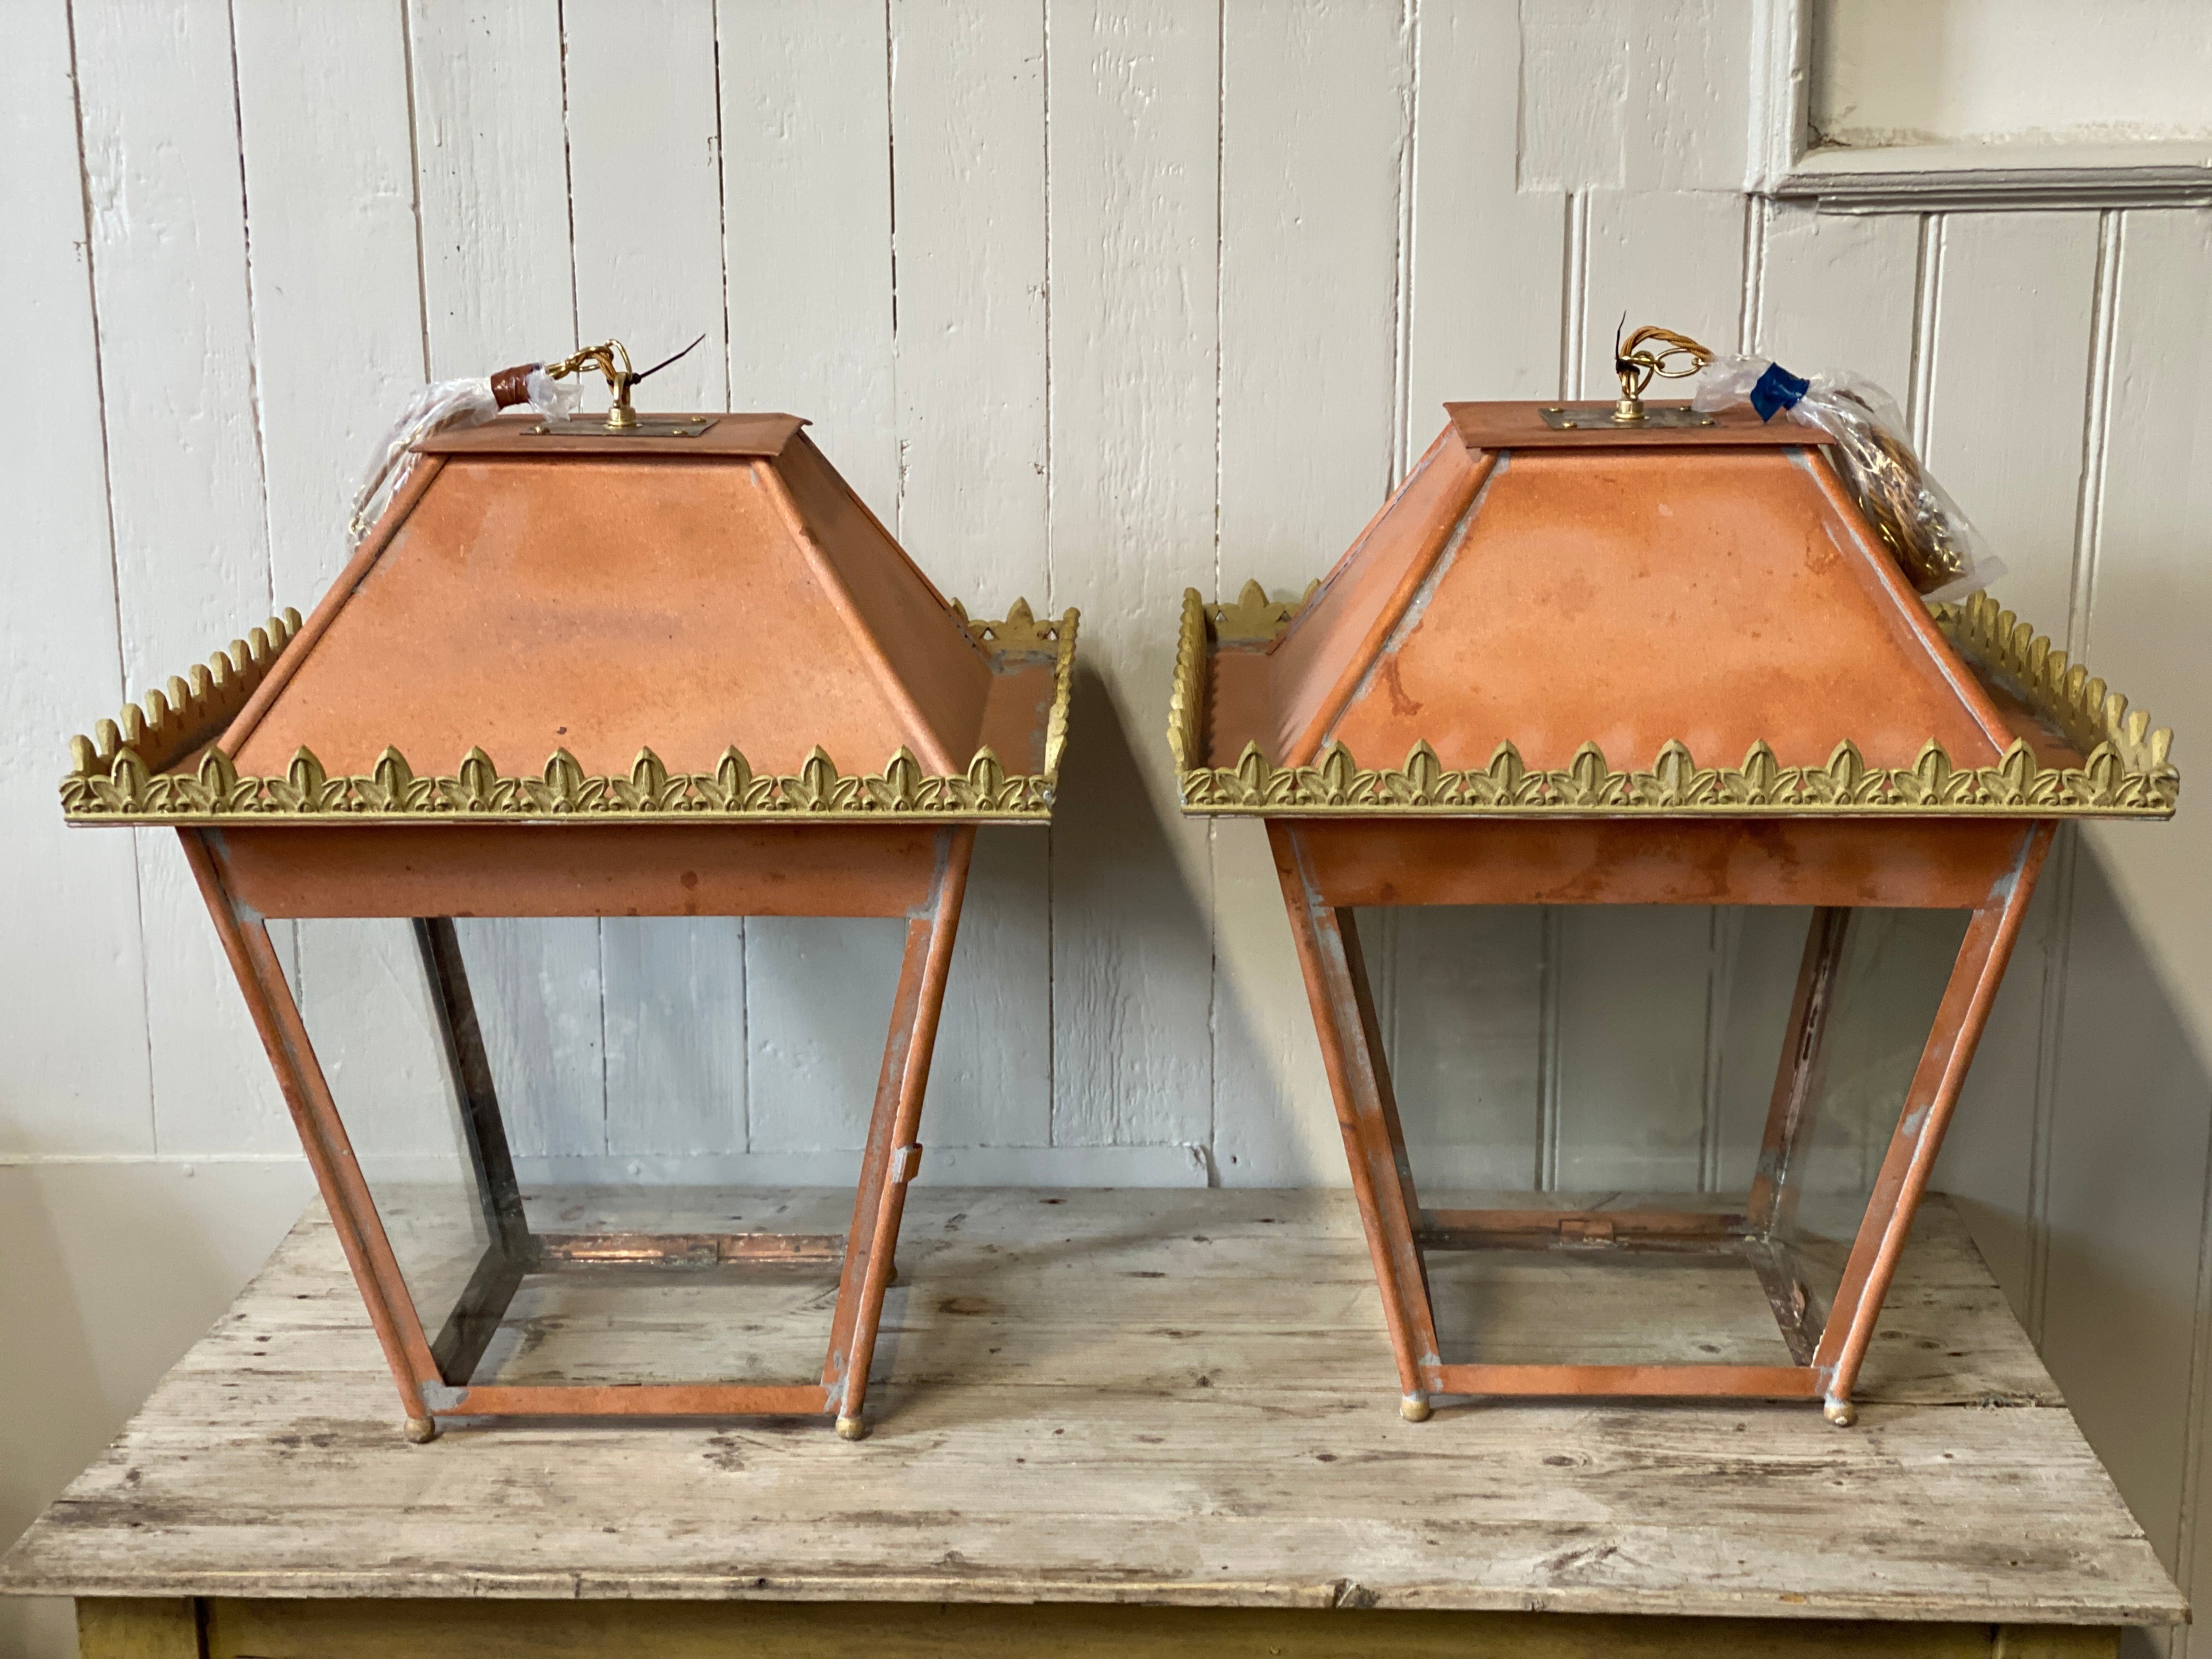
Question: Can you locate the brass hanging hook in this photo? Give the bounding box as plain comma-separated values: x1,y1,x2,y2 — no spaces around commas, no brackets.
1612,321,1713,425
544,335,705,431
544,340,641,430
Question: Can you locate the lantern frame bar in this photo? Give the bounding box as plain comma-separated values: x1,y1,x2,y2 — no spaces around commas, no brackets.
180,821,975,1441
1268,814,2052,1424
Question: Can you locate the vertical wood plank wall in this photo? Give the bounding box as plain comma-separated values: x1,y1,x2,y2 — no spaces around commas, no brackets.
4,1,2210,1651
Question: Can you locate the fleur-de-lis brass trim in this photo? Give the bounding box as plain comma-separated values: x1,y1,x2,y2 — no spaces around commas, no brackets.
1167,583,2177,819
60,605,1078,826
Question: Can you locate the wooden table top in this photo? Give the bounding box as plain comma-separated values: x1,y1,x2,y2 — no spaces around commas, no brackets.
0,1187,2185,1628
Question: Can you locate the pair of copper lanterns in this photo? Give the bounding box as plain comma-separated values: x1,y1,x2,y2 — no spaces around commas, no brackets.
61,377,2175,1440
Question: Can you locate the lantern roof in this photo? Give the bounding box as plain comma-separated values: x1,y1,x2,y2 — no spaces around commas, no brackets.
64,413,1074,826
1171,401,2175,819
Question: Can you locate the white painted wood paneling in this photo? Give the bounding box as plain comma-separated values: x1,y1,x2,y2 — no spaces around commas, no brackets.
0,0,154,1157
1519,2,1752,195
1042,0,1220,1153
1381,0,1564,1189
563,0,746,1165
1211,0,1411,1187
718,0,898,516
231,0,459,1158
1753,199,1917,386
408,0,574,371
10,21,2212,1659
72,0,288,1155
405,0,606,1164
2052,207,2212,1623
1919,211,2103,1313
885,0,1054,1153
716,0,902,1161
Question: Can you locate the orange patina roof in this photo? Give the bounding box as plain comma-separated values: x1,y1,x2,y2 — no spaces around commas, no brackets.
63,412,1075,826
1173,401,2174,820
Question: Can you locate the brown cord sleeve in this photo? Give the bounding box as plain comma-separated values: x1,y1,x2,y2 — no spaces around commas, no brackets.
490,363,539,408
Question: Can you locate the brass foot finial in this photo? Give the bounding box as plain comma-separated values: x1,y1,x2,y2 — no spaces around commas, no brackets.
836,1414,870,1441
403,1415,439,1444
1400,1393,1433,1423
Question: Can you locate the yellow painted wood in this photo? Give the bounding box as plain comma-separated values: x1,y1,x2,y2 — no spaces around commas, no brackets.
1990,1628,2120,1659
203,1597,2112,1659
76,1598,199,1658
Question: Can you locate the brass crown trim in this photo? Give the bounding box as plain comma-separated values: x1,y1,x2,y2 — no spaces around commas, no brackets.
1167,583,2177,820
61,603,1078,826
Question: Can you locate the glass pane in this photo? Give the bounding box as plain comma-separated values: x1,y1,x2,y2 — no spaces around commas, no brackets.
1779,907,1972,1332
300,915,898,1391
1375,903,1968,1371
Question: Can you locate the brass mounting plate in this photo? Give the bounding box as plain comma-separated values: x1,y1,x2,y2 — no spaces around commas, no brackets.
1538,405,1717,431
527,417,721,438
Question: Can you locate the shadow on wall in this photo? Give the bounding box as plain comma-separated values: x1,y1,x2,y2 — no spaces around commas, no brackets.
2038,836,2212,1601
0,1160,312,1659
1049,658,1216,1156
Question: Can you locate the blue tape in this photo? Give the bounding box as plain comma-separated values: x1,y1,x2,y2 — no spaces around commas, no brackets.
1750,361,1810,422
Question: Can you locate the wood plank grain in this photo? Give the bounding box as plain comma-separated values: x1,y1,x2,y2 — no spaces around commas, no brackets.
2047,207,2212,1610
718,0,896,518
1043,0,1219,1152
1754,203,1919,393
230,1,455,1166
1516,4,1750,196
562,0,747,1175
1381,0,1564,1197
72,0,290,1154
0,1190,2176,1628
884,1,1054,1154
75,1599,199,1659
405,0,608,1171
1557,185,1747,1194
1920,212,2103,1319
1212,0,1413,1186
0,0,155,1157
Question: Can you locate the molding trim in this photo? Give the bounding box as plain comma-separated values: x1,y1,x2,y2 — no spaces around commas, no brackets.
61,605,1079,827
1167,585,2177,821
1747,0,2212,212
1771,149,2212,215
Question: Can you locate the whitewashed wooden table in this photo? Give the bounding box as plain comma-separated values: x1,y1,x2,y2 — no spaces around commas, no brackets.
0,1187,2184,1657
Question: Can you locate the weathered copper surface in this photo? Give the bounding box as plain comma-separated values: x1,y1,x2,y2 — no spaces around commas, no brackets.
62,414,1075,825
1176,402,2167,1423
1171,419,2175,819
61,409,1070,1439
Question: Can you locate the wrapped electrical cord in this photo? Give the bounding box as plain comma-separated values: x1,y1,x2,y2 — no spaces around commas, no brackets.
1692,354,2002,599
346,360,580,545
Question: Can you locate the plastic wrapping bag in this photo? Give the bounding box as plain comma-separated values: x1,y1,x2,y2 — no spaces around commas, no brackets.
1693,356,2002,599
347,364,580,546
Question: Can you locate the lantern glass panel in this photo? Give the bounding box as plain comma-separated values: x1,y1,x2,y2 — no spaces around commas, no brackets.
294,917,493,1327
1779,906,1977,1330
295,916,898,1392
1378,903,1974,1370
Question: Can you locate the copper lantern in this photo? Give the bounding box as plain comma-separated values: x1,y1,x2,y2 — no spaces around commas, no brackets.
1168,397,2176,1425
61,408,1076,1442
